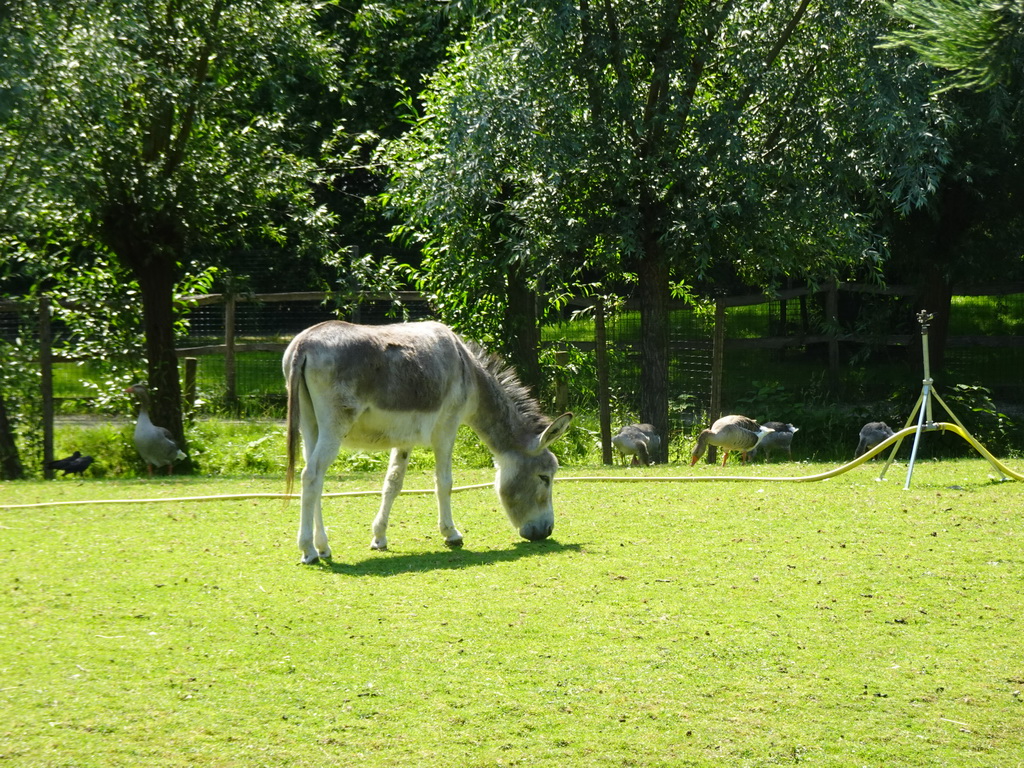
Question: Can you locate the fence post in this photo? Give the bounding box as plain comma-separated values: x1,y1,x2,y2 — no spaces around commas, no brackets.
184,357,198,416
826,283,839,393
39,297,54,479
554,344,569,414
224,293,237,406
707,299,726,464
595,297,613,465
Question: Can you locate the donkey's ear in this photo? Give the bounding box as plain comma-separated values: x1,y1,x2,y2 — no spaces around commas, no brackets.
537,412,574,452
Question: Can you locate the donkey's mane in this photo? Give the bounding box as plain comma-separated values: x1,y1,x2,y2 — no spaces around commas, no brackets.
464,340,550,434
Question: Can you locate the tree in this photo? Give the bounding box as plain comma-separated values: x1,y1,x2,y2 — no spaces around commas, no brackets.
379,36,564,392
884,84,1024,371
885,0,1023,91
0,390,24,479
315,1,473,283
1,0,339,460
379,0,938,456
881,0,1024,371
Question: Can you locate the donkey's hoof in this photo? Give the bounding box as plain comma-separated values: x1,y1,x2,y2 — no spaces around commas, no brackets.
299,553,320,565
370,538,388,551
445,537,464,549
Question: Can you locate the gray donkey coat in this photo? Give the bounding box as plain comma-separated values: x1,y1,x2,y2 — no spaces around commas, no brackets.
283,320,573,563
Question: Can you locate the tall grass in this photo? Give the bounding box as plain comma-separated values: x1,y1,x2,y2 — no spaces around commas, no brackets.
2,460,1022,766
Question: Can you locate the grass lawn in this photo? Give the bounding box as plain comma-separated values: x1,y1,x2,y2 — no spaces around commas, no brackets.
2,459,1022,767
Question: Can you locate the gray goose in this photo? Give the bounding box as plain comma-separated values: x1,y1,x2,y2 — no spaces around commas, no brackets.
750,421,798,462
855,421,895,458
611,423,661,466
691,415,773,466
125,383,186,475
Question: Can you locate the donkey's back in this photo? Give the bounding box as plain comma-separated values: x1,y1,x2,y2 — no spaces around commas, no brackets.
284,320,472,455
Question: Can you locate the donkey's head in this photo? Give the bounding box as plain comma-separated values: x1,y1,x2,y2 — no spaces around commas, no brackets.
494,413,573,541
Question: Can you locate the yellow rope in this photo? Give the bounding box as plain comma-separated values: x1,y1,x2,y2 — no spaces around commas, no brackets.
0,485,491,510
2,423,1017,511
564,423,1023,484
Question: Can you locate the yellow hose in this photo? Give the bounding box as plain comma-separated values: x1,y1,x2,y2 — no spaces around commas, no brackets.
0,484,499,511
1,423,1017,511
932,423,1024,480
564,423,1023,484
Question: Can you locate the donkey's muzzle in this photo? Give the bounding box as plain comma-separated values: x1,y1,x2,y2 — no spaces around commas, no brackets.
520,519,554,541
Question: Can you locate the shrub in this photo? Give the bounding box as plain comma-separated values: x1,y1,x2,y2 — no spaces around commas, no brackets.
940,383,1016,455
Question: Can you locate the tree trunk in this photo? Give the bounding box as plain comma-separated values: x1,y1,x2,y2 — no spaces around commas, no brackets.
637,224,670,463
107,235,191,471
503,260,543,397
0,390,24,480
133,254,188,464
910,181,973,375
137,278,181,427
100,196,190,470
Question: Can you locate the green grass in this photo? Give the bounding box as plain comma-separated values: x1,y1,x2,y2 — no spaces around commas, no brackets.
949,295,1024,335
2,459,1023,767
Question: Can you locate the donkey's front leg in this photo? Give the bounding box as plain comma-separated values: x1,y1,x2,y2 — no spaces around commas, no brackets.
433,448,463,547
371,448,410,550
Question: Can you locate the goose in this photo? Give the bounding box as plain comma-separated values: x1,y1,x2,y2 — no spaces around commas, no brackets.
46,451,95,477
855,421,895,458
611,423,661,466
125,383,187,475
691,415,773,466
750,421,798,462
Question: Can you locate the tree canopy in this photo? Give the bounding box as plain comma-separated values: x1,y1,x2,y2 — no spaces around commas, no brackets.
377,0,946,454
886,0,1024,91
880,0,1024,366
2,0,341,460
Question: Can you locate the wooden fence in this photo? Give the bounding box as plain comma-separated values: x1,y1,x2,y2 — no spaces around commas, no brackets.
4,281,1023,475
718,281,1024,405
174,290,429,405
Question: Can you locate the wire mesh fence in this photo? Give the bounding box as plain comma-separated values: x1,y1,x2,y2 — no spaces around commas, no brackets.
602,302,714,427
173,293,440,405
181,297,339,402
3,285,1022,419
718,287,1024,406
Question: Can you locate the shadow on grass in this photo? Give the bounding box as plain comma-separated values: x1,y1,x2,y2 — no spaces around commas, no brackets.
319,538,582,577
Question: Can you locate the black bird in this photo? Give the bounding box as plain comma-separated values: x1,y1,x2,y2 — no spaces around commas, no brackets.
46,451,95,477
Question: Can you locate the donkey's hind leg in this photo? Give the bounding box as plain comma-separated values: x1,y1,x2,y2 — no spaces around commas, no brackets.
371,447,410,551
298,427,343,564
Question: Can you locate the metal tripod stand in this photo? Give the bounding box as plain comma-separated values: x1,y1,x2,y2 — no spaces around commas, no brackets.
878,310,1005,489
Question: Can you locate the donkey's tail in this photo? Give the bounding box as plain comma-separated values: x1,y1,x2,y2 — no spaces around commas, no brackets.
284,342,306,497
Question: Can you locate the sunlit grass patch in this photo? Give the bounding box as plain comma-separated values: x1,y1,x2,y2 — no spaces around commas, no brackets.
2,460,1022,766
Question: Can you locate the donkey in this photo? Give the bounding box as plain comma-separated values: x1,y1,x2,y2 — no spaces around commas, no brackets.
283,320,573,563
